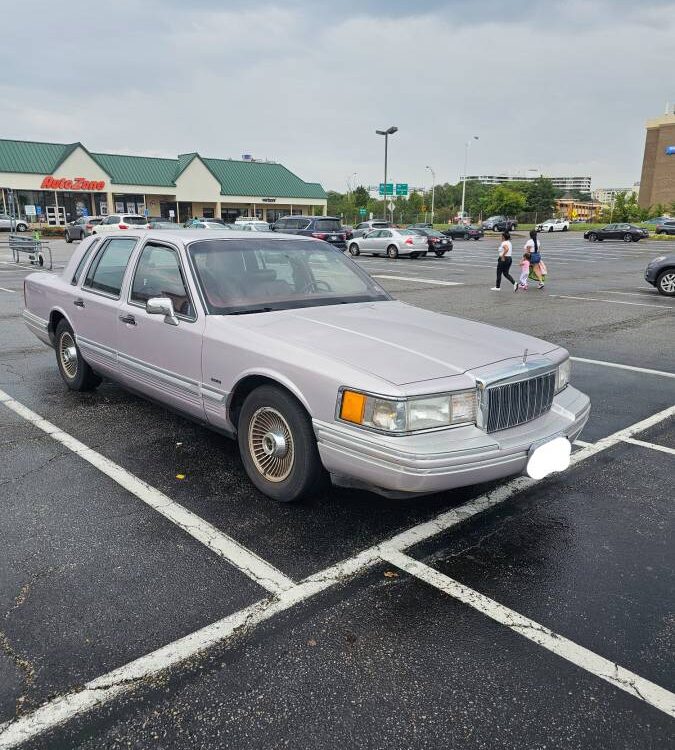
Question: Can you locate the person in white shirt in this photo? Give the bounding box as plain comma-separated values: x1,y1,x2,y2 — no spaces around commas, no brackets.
524,230,545,288
491,231,517,291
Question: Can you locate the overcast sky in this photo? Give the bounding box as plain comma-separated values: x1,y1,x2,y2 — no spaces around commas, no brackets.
1,0,674,192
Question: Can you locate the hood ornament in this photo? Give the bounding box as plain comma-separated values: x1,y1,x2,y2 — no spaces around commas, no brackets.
522,348,529,365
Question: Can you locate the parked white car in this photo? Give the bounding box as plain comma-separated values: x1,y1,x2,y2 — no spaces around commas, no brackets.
536,218,569,232
348,228,429,259
92,215,149,234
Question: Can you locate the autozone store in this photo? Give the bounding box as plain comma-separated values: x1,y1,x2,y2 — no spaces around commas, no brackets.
0,139,327,225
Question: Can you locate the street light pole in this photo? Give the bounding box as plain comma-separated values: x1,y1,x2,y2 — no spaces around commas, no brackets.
460,135,479,222
376,126,398,221
425,165,435,225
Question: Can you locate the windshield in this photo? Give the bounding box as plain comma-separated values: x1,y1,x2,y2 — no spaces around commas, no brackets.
188,238,391,314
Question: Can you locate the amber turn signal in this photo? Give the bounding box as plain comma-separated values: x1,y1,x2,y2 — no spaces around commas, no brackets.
340,390,366,424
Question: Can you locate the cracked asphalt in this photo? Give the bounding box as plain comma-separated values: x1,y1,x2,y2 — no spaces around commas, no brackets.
0,234,674,749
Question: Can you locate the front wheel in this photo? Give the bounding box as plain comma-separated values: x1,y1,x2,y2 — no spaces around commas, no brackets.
16,223,28,232
237,385,328,502
434,250,446,257
64,231,72,243
588,233,597,242
548,226,554,232
387,244,399,259
55,319,101,391
562,226,568,231
348,243,360,256
464,232,470,240
656,270,675,296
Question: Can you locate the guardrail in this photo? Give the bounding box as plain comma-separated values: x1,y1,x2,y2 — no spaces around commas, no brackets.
0,235,53,270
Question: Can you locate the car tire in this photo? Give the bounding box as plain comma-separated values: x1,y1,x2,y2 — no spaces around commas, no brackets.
387,245,399,259
588,233,598,242
410,253,419,259
548,226,554,232
237,384,328,502
348,243,360,256
562,226,568,231
64,231,72,243
434,250,446,257
55,319,101,392
623,233,633,242
656,270,675,296
16,223,28,232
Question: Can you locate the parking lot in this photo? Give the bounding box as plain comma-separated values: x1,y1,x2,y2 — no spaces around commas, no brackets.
0,232,673,749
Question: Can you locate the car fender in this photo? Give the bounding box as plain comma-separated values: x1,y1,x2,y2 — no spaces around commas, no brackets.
227,367,314,418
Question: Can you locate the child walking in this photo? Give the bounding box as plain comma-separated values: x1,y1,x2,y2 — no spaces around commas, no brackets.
517,252,531,291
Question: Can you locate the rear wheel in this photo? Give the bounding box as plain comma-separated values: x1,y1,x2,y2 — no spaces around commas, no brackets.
623,233,633,242
16,223,28,232
55,319,101,391
64,231,72,243
434,250,446,257
548,226,554,232
348,243,360,256
463,232,470,240
387,244,399,259
656,270,675,296
562,225,568,231
237,385,328,502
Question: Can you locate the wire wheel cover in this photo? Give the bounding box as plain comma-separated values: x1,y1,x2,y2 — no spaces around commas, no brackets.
248,407,295,482
59,332,78,379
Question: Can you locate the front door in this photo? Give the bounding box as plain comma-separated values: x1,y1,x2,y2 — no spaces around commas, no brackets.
75,236,139,377
116,240,206,420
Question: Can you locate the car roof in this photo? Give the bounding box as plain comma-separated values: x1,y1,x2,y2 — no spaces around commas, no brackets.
124,229,319,244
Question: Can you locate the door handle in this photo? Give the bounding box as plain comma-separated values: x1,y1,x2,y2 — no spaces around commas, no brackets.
73,298,85,308
119,314,136,325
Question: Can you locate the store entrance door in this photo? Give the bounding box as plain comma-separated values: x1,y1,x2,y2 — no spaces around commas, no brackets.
46,206,66,226
177,202,192,223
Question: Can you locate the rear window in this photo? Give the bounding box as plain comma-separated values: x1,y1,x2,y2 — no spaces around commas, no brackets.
123,216,148,225
83,238,137,297
314,219,341,231
89,218,103,225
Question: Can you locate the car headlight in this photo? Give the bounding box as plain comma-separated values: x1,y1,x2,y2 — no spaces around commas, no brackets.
555,358,571,393
338,389,477,433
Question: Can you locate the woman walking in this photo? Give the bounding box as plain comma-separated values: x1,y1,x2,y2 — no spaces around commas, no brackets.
525,229,545,289
491,231,517,292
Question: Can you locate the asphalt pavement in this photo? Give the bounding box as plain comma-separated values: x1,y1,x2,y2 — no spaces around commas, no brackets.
0,232,673,749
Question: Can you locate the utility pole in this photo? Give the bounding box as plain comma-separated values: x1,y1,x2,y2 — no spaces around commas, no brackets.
376,126,398,221
460,135,479,222
426,165,435,225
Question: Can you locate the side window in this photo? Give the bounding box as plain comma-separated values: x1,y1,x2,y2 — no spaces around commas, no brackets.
71,239,100,285
381,230,392,238
83,238,136,297
130,244,194,318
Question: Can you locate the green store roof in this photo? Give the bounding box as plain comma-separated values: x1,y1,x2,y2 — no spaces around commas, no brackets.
0,139,326,199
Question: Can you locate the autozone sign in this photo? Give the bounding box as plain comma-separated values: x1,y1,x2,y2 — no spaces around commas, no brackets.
40,176,106,191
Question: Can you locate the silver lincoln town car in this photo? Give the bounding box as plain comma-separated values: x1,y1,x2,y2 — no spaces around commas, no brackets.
22,230,590,502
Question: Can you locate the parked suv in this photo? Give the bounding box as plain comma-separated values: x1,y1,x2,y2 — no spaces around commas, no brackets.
351,220,391,238
655,219,675,236
272,215,347,251
64,216,103,242
92,215,149,234
481,215,517,232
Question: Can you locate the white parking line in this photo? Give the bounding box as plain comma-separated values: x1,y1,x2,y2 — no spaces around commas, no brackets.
0,286,15,293
620,437,675,456
551,295,673,310
0,389,296,596
573,439,594,448
0,400,673,746
570,356,675,379
373,275,462,286
379,549,675,719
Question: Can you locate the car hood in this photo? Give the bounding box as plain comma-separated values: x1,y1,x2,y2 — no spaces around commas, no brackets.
223,300,559,386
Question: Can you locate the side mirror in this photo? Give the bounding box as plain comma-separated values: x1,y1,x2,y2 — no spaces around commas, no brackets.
146,297,178,326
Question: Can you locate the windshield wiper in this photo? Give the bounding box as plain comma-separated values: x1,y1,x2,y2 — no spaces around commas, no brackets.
226,307,275,315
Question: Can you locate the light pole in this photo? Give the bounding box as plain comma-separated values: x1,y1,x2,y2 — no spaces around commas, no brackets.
460,135,479,222
425,165,435,225
376,126,398,221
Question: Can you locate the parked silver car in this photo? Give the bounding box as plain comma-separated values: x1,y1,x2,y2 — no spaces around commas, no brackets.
0,213,29,232
348,227,429,258
22,231,590,502
64,216,103,243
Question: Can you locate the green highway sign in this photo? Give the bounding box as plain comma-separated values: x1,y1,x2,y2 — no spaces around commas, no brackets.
358,207,367,216
378,183,394,195
395,183,408,196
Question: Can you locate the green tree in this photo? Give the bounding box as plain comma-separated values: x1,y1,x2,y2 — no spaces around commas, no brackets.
353,186,369,207
525,177,556,216
482,185,527,218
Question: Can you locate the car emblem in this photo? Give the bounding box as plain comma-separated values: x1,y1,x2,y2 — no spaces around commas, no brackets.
522,348,529,364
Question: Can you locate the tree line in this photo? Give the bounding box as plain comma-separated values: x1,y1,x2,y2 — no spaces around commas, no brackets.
327,178,673,225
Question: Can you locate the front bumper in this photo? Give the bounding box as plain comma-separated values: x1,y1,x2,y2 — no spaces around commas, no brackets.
314,385,590,497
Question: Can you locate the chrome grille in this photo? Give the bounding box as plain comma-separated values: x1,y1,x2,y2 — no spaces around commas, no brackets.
486,371,555,433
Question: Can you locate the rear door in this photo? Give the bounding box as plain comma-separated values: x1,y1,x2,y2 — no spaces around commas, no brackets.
116,240,205,419
74,236,139,377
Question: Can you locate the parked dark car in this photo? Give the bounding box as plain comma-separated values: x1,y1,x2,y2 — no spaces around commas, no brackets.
271,215,347,251
409,222,433,229
443,224,484,240
407,228,453,256
481,215,517,232
645,254,675,296
655,219,675,236
584,223,649,242
64,216,103,242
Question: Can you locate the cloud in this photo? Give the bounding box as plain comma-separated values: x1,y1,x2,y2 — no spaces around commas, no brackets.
1,0,673,190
